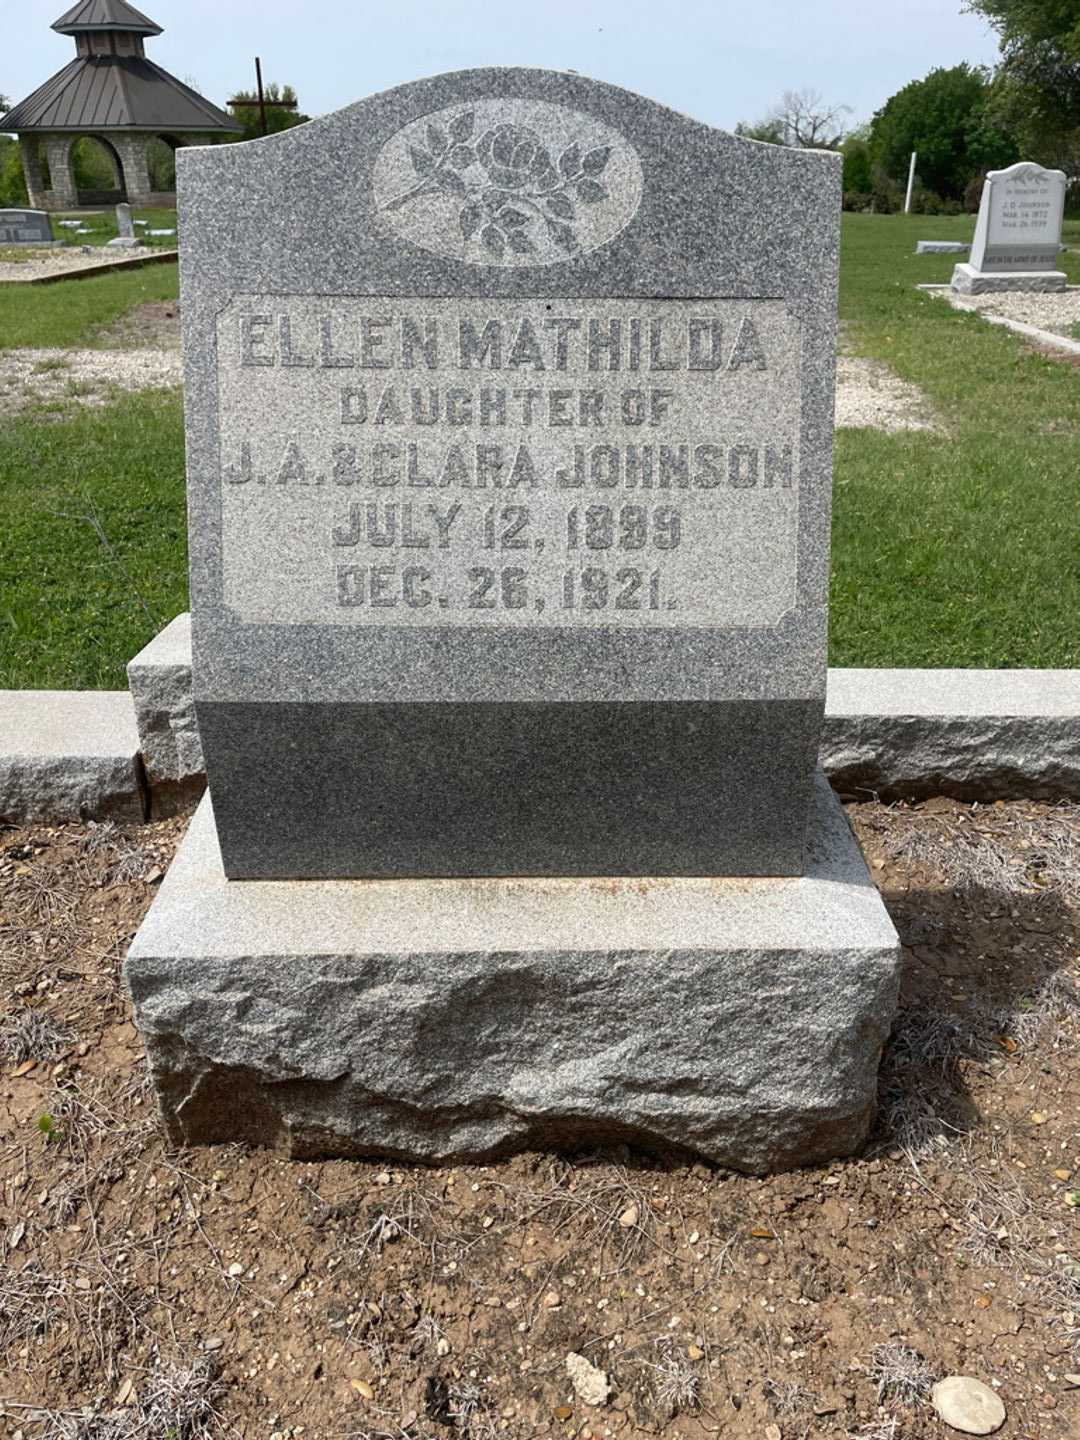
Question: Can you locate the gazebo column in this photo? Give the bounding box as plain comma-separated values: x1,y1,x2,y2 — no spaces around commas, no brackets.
42,135,78,209
112,134,153,206
18,136,48,209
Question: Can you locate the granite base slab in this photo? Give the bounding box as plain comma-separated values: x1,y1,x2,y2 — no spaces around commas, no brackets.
951,262,1067,294
125,773,900,1173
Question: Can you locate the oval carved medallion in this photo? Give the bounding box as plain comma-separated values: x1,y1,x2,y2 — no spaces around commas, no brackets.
373,98,644,267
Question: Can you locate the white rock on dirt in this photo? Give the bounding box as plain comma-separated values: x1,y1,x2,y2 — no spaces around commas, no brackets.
931,1376,1006,1435
565,1352,611,1407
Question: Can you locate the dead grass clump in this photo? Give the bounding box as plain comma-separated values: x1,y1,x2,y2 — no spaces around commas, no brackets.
885,804,1080,902
34,1357,225,1439
0,1262,69,1357
648,1350,702,1414
865,1342,935,1407
764,1376,816,1417
0,1006,74,1064
517,1163,660,1267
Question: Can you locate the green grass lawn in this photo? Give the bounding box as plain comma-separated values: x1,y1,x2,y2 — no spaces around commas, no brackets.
831,212,1080,667
49,206,179,248
0,388,187,689
0,261,178,349
0,218,1078,688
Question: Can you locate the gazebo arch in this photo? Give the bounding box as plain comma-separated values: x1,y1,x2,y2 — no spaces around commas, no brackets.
70,133,127,204
0,0,242,212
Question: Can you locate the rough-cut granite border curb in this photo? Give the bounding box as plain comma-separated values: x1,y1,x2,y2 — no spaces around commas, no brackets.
126,619,1080,804
1,660,1076,825
0,690,145,823
127,614,205,816
822,668,1080,800
124,775,900,1172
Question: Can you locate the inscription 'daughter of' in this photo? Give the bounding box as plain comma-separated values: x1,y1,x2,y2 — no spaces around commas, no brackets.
215,297,803,630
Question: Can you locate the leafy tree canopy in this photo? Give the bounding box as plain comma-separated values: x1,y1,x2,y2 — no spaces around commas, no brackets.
968,0,1080,165
869,63,1017,198
228,82,310,141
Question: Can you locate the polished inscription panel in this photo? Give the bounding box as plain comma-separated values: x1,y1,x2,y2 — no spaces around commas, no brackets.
216,296,802,629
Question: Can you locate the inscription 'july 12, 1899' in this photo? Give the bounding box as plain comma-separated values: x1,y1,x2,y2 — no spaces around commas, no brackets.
216,297,802,628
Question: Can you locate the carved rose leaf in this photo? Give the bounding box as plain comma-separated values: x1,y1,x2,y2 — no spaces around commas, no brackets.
426,122,448,154
436,170,466,193
582,145,612,175
547,220,577,250
481,224,506,257
559,142,582,178
460,200,484,239
409,146,435,177
448,110,475,143
546,192,574,219
576,178,607,204
448,144,474,169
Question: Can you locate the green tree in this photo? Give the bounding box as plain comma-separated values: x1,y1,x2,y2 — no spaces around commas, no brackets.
733,117,785,144
0,135,29,205
869,64,1018,200
228,82,310,140
968,0,1080,169
841,124,874,193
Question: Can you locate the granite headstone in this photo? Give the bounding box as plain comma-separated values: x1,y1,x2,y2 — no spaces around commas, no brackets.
0,208,57,246
179,68,841,879
127,69,900,1172
953,162,1067,294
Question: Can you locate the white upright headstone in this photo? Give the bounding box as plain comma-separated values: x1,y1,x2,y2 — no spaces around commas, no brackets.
108,202,139,248
953,161,1067,294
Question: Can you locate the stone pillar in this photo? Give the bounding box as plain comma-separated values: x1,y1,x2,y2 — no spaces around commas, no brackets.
18,136,48,209
111,135,152,207
42,136,78,210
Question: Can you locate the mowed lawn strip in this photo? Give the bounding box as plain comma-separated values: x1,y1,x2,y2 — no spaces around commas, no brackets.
0,262,179,349
0,389,187,690
831,213,1080,668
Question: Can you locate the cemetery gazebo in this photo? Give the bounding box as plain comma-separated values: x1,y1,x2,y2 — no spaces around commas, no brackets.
0,0,241,211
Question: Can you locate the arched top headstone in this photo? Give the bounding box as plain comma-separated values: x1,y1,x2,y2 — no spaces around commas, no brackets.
177,68,842,879
968,160,1067,277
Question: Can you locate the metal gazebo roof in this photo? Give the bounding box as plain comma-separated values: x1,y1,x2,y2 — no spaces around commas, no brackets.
0,1,241,135
52,0,162,36
1,60,241,133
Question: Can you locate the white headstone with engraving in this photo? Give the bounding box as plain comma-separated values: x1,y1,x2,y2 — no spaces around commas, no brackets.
953,162,1067,294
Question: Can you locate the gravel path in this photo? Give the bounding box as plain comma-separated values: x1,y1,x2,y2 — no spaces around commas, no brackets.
0,244,169,282
835,353,940,431
945,286,1080,339
0,346,182,417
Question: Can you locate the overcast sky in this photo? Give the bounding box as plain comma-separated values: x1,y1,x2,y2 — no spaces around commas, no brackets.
6,0,1002,133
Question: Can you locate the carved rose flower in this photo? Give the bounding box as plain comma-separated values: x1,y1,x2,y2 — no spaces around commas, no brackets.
475,124,556,191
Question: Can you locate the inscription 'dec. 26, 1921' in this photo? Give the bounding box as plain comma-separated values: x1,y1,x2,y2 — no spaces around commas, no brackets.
215,297,802,630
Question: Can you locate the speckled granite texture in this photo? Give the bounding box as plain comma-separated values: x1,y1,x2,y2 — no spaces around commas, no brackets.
124,773,900,1172
178,67,842,879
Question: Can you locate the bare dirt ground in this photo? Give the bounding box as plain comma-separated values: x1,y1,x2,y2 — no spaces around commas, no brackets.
0,249,170,284
1,798,1079,1440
